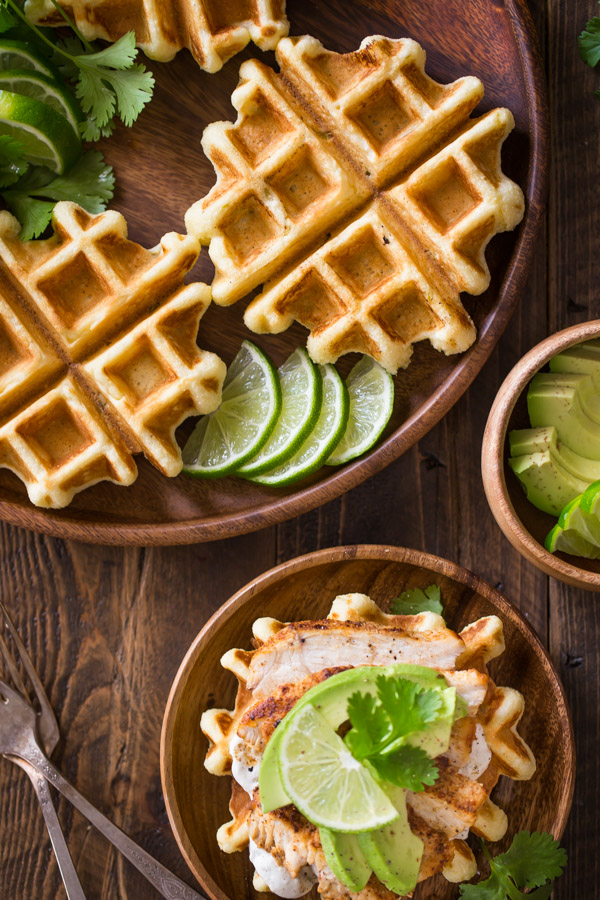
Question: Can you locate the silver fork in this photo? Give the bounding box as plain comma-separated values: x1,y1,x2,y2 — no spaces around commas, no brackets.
0,677,205,899
0,600,86,899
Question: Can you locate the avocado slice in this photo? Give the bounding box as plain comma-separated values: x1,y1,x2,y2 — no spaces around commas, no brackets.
259,663,450,813
550,344,600,379
320,829,372,892
509,450,588,516
509,426,600,484
527,376,600,460
357,784,423,895
529,372,600,424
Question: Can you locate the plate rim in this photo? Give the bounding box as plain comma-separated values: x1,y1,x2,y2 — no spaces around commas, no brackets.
160,544,575,899
0,0,549,546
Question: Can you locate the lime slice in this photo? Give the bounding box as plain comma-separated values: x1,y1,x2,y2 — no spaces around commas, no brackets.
182,341,281,478
545,522,600,558
0,39,58,78
0,89,81,173
0,69,81,136
238,347,322,477
250,364,349,487
327,356,394,466
278,702,399,833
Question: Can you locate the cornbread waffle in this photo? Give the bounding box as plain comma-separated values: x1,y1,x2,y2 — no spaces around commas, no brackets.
24,0,289,73
0,202,225,508
187,35,524,373
201,593,536,896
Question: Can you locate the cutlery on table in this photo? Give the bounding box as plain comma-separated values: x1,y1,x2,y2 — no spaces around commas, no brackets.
0,604,205,900
0,600,86,899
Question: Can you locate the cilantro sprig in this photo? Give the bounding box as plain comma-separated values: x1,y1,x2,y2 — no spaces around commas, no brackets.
459,832,567,899
1,0,154,138
344,675,442,791
390,584,444,616
579,3,600,98
2,149,114,239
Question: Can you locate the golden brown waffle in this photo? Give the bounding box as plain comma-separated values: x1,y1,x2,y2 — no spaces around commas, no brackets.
201,593,536,893
187,35,524,373
24,0,289,72
0,201,225,508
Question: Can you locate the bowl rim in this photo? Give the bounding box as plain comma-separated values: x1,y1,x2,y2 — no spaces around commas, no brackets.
160,544,575,897
0,0,548,547
482,319,600,590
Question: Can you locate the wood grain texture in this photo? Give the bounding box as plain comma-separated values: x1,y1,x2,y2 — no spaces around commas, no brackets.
0,0,599,898
161,546,574,900
0,0,547,545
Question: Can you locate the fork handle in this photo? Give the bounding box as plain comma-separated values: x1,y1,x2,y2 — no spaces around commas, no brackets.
20,744,205,900
11,759,87,900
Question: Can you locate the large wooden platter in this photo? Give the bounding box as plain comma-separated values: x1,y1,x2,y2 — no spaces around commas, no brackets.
160,546,574,899
0,0,548,544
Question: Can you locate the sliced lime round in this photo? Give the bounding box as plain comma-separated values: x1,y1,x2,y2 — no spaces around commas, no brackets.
182,340,281,478
0,39,57,77
278,702,398,834
250,364,349,487
238,347,322,477
0,89,81,173
327,356,394,466
545,522,600,559
0,69,81,136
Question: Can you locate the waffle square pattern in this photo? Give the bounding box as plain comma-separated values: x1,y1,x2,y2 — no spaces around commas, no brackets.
24,0,289,72
186,35,525,373
0,202,226,508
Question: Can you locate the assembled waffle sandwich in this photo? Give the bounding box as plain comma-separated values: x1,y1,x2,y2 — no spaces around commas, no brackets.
0,201,225,508
24,0,289,72
187,35,524,374
201,593,536,898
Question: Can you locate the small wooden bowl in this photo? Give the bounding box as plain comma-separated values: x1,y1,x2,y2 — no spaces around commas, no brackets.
482,320,600,590
160,545,574,900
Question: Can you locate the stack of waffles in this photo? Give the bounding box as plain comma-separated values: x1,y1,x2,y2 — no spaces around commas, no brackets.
24,0,290,72
186,35,525,374
0,202,225,508
201,593,536,898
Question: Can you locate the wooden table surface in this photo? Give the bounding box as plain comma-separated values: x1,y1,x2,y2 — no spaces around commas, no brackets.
0,0,598,897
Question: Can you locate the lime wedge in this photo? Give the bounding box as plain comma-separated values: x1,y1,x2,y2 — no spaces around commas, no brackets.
238,347,322,477
0,89,81,173
0,39,57,78
278,702,399,833
249,364,349,487
327,356,394,466
545,522,600,558
182,340,281,478
0,69,81,136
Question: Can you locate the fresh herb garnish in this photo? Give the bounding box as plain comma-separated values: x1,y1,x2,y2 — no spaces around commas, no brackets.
459,832,567,899
390,584,444,616
344,674,442,791
1,0,154,138
579,2,600,98
2,149,114,238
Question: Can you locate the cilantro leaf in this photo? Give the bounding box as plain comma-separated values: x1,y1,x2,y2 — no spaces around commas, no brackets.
376,674,442,736
0,135,28,188
3,193,55,241
0,3,15,32
2,151,115,239
390,584,444,616
370,744,439,791
78,32,138,70
579,10,600,68
459,833,567,899
346,691,391,760
494,831,567,889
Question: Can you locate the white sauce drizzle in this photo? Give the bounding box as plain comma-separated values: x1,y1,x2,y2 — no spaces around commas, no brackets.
229,734,260,797
248,839,317,898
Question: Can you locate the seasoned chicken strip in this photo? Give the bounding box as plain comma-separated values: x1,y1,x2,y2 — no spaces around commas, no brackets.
246,620,466,700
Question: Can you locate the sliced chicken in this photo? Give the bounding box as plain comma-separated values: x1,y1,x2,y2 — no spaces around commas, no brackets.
246,620,466,701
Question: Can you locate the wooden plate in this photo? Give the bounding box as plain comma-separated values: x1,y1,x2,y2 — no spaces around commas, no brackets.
482,320,600,591
0,0,548,545
160,545,574,900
